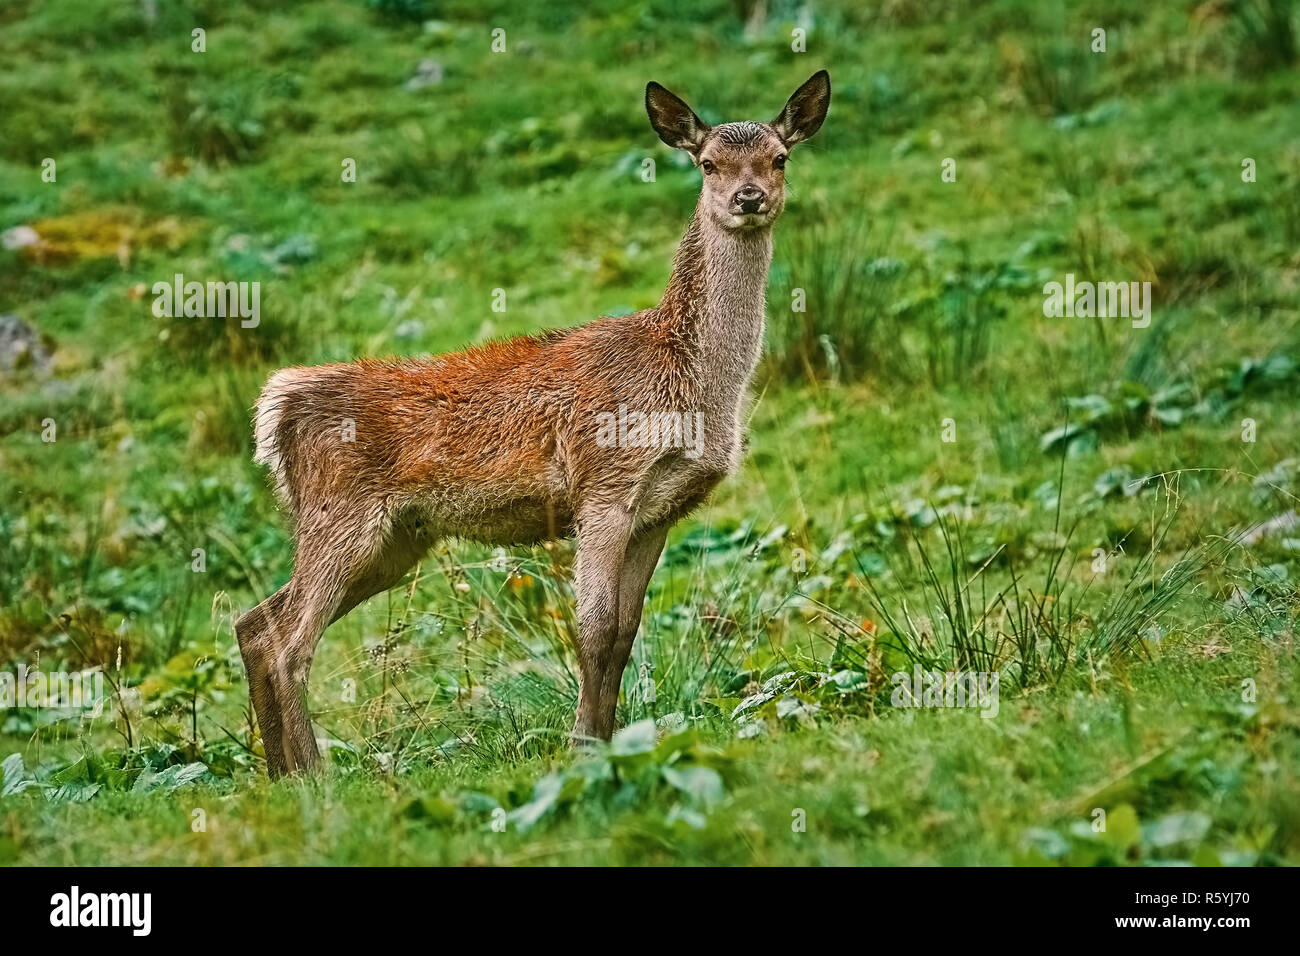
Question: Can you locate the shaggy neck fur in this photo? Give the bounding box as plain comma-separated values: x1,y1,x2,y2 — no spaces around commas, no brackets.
658,201,774,399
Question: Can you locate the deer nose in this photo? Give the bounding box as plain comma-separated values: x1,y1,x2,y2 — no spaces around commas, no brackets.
733,185,766,214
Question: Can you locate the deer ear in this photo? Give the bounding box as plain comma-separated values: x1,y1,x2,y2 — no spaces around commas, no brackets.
646,82,710,155
771,70,831,147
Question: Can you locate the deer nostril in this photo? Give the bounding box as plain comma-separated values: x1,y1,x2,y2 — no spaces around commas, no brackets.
734,186,766,214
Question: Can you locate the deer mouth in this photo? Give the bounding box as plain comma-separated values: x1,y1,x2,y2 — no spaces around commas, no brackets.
726,209,775,231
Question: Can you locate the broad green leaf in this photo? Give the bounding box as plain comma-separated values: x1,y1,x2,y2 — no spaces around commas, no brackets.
666,805,707,830
703,696,741,715
131,762,210,794
611,718,657,756
46,783,101,804
829,670,867,693
653,727,697,763
1192,845,1223,867
507,772,584,832
1065,394,1112,422
1,753,24,796
401,796,458,825
776,695,819,721
1143,811,1211,849
1101,804,1140,851
1040,423,1085,453
1,753,40,798
1092,466,1133,499
663,765,725,808
1020,827,1069,860
459,790,501,813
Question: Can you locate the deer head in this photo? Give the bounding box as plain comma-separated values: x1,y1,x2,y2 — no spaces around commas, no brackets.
645,70,831,233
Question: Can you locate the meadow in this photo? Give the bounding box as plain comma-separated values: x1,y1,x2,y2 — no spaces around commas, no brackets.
0,0,1298,865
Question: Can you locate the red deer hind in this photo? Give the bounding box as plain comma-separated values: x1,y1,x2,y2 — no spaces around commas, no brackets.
237,71,832,776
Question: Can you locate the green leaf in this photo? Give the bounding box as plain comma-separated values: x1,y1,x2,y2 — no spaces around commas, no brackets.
1020,827,1069,860
776,695,819,721
665,804,708,830
611,718,657,756
755,524,787,551
703,696,741,715
506,773,564,831
1093,466,1133,499
459,790,501,813
1101,804,1141,851
1065,394,1112,423
1,754,23,796
400,796,458,825
1192,845,1223,867
653,727,698,763
662,765,725,808
1153,405,1185,427
731,671,799,719
50,756,90,786
131,762,210,794
1143,811,1211,849
828,670,868,693
507,772,585,831
45,783,101,804
1,753,40,798
1041,423,1085,453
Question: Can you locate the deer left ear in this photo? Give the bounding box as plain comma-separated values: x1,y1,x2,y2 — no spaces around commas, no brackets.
646,81,711,156
771,70,831,147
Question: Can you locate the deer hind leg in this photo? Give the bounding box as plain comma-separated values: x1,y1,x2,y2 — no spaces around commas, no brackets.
269,559,349,776
596,525,668,739
571,509,634,744
272,515,432,775
330,515,435,626
234,588,291,778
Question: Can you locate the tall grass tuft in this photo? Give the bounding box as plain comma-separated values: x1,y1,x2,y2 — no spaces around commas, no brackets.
160,79,265,167
1018,36,1100,118
1230,0,1298,74
765,210,904,384
908,255,1013,386
859,482,1234,692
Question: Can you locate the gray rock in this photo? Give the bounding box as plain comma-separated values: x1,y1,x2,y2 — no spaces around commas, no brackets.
405,59,444,91
1,226,41,250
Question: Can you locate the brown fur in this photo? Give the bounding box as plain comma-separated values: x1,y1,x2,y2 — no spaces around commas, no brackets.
236,71,831,776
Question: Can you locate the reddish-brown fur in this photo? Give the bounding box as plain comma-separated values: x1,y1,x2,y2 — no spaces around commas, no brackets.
237,72,831,776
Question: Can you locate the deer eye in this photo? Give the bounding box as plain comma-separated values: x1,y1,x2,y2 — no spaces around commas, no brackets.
774,154,788,170
700,159,716,174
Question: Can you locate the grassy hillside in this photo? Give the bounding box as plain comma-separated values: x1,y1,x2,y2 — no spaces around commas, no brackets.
1,0,1298,865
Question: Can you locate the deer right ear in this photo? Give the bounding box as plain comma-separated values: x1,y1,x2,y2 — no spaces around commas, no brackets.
771,70,831,147
646,82,710,156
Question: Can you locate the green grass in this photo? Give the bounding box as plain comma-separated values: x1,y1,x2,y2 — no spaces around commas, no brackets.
7,640,1297,865
1,0,1298,865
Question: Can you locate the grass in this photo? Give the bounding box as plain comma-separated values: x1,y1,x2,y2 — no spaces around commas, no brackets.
1,0,1298,865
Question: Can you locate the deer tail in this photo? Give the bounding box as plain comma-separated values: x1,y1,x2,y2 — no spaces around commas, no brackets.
252,367,321,517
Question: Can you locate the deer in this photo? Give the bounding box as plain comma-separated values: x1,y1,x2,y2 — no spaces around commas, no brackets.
235,71,831,776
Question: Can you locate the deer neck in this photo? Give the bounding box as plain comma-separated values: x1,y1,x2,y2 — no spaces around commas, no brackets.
659,203,773,396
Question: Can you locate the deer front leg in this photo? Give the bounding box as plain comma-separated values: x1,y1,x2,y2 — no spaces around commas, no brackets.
266,529,371,775
571,509,633,744
596,525,668,739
